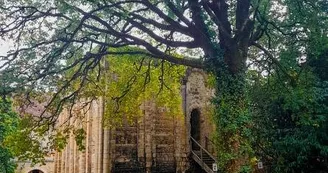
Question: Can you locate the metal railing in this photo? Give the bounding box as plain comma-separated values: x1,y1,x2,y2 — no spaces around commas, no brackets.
190,137,218,173
205,136,217,157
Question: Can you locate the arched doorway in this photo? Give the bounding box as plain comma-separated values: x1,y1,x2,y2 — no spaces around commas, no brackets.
28,169,44,173
190,109,201,150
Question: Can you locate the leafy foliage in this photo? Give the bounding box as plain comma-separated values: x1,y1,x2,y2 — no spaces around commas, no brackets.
4,115,50,164
0,0,328,172
63,47,186,126
0,98,18,173
249,34,328,172
83,48,186,126
5,49,186,162
206,54,254,172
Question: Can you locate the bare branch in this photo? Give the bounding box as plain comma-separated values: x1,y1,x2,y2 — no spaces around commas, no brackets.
251,42,291,78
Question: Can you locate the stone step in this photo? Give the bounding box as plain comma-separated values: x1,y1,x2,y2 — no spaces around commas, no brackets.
192,147,217,173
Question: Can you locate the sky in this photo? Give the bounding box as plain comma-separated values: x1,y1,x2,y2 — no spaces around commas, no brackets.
0,39,13,56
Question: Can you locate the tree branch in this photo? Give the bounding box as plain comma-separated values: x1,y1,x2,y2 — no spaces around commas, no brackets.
251,42,290,78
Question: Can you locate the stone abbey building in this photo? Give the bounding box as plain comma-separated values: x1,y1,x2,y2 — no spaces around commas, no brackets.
16,69,217,173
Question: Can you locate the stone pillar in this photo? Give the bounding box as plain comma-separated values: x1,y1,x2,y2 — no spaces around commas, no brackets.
138,108,145,167
54,152,58,173
90,102,98,173
57,113,63,173
73,133,78,173
175,115,188,172
64,111,69,173
144,101,155,173
68,116,74,173
97,99,103,173
79,109,87,173
174,115,180,172
102,128,110,173
59,111,65,173
79,149,86,173
150,106,156,172
73,118,79,173
109,128,116,172
60,151,64,173
185,81,192,157
102,96,110,173
86,105,92,173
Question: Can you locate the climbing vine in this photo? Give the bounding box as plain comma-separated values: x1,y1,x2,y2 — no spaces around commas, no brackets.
0,98,18,173
205,47,254,172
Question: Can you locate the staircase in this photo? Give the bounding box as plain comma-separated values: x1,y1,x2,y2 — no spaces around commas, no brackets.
190,137,218,173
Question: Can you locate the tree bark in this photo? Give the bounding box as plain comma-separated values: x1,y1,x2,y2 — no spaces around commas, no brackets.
208,41,250,173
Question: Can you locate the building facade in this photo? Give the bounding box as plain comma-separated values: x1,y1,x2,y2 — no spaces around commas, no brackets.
17,69,216,173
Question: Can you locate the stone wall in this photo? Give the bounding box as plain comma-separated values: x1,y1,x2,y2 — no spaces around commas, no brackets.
184,69,216,155
16,158,55,173
54,99,190,173
17,69,216,173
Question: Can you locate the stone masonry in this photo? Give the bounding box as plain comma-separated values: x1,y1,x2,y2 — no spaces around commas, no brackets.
16,69,215,173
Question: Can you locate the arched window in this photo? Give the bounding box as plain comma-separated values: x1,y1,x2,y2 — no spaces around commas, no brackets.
28,169,44,173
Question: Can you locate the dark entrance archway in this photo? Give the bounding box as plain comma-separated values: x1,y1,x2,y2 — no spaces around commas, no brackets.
28,169,44,173
190,109,201,150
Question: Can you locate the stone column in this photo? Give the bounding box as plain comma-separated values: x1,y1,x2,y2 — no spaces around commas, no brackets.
98,99,104,173
175,115,188,172
174,115,180,172
86,105,92,173
144,102,155,173
59,111,65,173
64,111,70,173
68,116,74,173
102,128,110,173
90,101,98,173
102,96,110,173
60,151,65,173
73,133,78,173
79,108,87,173
79,148,86,173
54,152,58,173
74,118,79,173
109,128,116,172
137,106,145,167
57,112,63,173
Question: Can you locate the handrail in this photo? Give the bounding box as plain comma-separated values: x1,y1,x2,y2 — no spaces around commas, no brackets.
205,136,216,147
190,137,218,163
191,150,202,164
205,136,216,155
191,150,214,173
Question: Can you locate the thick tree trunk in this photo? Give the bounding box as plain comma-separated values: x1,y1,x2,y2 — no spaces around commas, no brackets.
209,43,250,173
227,52,248,173
224,42,248,75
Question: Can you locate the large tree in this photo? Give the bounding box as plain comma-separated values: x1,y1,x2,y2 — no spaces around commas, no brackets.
249,33,328,172
0,0,327,172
